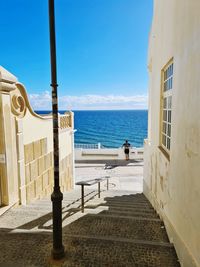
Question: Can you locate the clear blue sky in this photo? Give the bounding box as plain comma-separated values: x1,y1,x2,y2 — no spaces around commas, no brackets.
0,0,153,110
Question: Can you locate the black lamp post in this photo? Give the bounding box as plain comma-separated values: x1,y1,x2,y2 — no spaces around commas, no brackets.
48,0,65,260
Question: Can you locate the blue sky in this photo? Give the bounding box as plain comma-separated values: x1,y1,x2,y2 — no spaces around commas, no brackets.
0,0,153,110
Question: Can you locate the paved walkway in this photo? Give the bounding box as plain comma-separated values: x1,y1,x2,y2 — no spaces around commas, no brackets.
0,162,180,266
75,161,144,192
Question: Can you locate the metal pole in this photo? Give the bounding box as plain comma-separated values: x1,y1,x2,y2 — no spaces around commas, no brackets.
98,182,100,198
48,0,65,260
81,184,84,213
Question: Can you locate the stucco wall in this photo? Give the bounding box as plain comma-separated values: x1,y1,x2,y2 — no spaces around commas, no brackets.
144,1,200,266
0,66,74,206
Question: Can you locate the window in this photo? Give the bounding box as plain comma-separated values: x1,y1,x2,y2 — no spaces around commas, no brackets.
161,60,173,153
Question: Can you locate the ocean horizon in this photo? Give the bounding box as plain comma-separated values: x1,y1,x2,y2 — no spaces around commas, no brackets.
36,110,148,148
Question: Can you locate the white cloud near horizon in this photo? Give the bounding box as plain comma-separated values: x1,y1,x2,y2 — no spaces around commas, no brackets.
29,91,148,110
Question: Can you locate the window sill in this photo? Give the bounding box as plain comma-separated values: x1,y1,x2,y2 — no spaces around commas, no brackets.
158,146,170,161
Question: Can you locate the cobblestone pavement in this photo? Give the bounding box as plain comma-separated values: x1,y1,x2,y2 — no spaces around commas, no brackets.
0,162,180,266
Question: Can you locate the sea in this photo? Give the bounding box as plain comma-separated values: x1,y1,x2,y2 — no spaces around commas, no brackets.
36,110,148,148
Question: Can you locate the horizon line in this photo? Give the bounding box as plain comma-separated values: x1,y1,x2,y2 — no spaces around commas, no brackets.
35,109,148,112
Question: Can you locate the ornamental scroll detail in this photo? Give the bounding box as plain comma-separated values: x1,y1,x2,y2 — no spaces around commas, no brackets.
11,91,27,118
10,82,51,120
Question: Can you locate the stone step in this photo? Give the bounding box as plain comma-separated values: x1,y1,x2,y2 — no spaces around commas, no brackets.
99,204,155,213
94,213,161,222
85,198,154,207
103,195,150,201
103,199,152,206
0,188,181,266
62,190,97,200
99,209,159,219
102,192,148,199
62,235,180,267
103,195,149,202
99,201,154,210
85,203,158,215
17,190,98,210
64,214,169,243
0,228,180,267
100,191,143,197
106,206,155,214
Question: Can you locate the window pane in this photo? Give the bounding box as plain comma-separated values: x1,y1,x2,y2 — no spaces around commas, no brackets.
162,135,166,146
168,96,172,109
163,110,167,121
168,111,171,123
168,124,171,137
167,138,170,150
163,122,167,134
170,64,173,76
163,98,167,108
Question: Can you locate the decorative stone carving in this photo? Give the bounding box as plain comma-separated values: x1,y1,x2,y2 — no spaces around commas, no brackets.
0,66,18,85
11,92,27,118
0,66,17,92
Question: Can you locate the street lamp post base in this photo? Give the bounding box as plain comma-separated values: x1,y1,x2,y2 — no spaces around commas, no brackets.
51,246,65,260
51,189,65,260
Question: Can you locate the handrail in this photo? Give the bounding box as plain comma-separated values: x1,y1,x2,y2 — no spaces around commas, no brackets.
75,176,110,213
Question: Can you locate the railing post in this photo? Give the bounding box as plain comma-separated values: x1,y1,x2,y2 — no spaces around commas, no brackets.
107,178,109,190
81,184,84,213
98,182,100,198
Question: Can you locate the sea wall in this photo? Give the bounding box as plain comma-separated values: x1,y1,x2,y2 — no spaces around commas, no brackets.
0,66,74,207
75,146,144,162
144,1,200,266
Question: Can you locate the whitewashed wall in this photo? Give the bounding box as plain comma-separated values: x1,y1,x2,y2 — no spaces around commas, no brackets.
144,1,200,266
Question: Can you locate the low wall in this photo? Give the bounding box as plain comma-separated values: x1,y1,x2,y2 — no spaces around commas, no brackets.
75,147,144,162
0,66,75,206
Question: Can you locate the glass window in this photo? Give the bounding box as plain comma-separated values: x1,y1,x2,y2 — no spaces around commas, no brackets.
161,60,173,154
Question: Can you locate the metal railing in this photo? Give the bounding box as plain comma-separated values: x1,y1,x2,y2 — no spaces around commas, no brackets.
75,143,100,149
75,176,110,213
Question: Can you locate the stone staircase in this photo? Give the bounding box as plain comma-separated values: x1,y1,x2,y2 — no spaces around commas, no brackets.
0,189,180,267
62,191,180,267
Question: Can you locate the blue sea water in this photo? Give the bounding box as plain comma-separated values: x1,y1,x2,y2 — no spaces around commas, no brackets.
36,110,148,148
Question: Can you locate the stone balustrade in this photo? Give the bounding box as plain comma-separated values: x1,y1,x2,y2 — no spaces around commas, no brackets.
59,112,73,130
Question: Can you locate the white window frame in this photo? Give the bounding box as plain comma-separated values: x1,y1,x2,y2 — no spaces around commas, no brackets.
160,60,173,155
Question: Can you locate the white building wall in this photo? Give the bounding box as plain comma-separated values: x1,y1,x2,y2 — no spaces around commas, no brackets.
144,1,200,266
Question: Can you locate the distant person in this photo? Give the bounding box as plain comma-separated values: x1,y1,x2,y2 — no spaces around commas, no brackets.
122,140,131,160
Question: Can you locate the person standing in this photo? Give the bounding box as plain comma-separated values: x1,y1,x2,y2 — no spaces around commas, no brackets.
122,140,131,161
